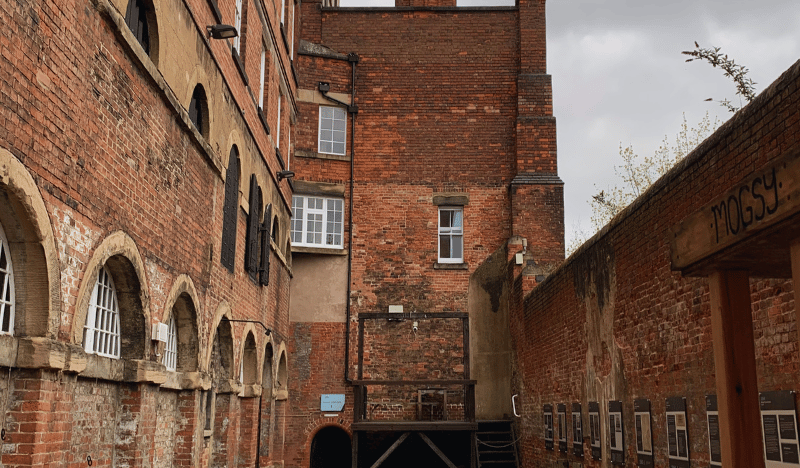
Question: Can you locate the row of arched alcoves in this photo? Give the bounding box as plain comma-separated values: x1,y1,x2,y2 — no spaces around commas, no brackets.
0,147,287,390
0,144,291,468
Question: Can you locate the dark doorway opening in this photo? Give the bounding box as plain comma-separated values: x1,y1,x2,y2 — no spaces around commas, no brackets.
310,426,352,468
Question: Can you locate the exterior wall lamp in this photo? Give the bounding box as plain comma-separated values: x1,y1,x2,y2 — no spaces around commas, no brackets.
277,170,295,181
207,24,238,39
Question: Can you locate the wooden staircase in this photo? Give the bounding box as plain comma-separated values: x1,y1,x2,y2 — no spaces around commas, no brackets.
475,420,519,468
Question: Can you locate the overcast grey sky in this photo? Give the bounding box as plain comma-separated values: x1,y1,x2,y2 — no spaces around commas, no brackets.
340,0,800,249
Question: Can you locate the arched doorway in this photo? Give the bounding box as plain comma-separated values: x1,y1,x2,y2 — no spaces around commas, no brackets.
310,426,351,468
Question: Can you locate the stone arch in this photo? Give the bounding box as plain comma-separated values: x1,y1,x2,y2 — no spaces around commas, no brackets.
240,330,257,386
309,425,352,468
262,341,274,391
0,147,61,338
72,231,150,359
258,341,275,462
276,347,288,390
187,83,210,139
124,0,160,65
162,274,200,372
206,302,235,381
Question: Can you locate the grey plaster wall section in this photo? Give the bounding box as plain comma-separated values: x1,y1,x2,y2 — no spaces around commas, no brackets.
574,238,626,468
289,255,349,322
469,244,512,420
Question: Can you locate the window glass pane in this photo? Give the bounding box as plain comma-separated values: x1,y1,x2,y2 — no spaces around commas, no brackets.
1,304,9,334
333,119,346,132
452,209,463,228
320,130,333,141
322,107,333,119
440,236,451,259
85,266,121,358
333,143,345,154
440,210,451,229
452,235,463,260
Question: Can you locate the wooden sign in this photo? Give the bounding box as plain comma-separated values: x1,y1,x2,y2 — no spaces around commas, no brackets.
589,401,602,461
671,150,800,272
760,391,800,467
635,399,654,468
573,403,584,457
609,400,625,465
558,403,568,453
706,395,722,467
666,397,690,468
544,404,554,451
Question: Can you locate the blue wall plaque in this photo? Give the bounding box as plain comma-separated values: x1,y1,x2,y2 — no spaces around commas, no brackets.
321,394,346,412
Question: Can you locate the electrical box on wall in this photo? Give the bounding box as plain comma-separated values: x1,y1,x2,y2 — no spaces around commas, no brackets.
388,305,403,314
152,322,169,343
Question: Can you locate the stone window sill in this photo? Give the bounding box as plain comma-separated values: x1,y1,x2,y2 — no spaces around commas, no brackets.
433,262,468,270
292,246,348,256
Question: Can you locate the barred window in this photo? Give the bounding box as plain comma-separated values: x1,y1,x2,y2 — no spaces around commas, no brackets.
163,315,177,371
84,266,121,358
0,223,14,335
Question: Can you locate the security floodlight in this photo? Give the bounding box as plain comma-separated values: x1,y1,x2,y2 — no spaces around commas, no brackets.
207,24,238,39
277,170,295,181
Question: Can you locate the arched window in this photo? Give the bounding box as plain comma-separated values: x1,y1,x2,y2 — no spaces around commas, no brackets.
84,266,121,358
163,315,177,371
241,332,257,385
124,0,158,61
271,216,279,244
245,176,262,278
221,147,240,272
188,84,209,139
0,223,14,335
165,290,199,373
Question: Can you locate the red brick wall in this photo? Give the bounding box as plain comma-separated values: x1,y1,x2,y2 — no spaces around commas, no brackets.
287,2,562,465
511,60,800,467
0,0,293,466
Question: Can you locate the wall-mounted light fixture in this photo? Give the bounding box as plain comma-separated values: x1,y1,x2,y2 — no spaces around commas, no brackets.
277,170,295,181
207,24,238,39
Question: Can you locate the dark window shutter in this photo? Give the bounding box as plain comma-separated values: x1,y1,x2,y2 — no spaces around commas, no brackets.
125,0,150,54
245,175,260,276
220,148,239,272
259,204,272,286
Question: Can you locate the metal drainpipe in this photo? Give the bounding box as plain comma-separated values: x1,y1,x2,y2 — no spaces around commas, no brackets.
255,393,263,468
344,52,358,384
317,53,360,384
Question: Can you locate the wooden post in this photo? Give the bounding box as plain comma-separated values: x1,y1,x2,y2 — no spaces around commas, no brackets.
352,431,359,468
708,270,764,468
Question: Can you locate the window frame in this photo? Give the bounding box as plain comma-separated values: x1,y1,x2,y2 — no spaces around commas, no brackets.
0,223,15,336
291,195,344,249
438,206,464,264
276,94,282,149
84,266,121,359
317,106,347,156
233,0,243,52
163,315,177,371
259,45,266,109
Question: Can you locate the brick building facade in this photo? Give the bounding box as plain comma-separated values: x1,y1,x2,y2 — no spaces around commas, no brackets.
286,1,563,467
0,0,568,466
511,61,800,467
0,0,297,466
